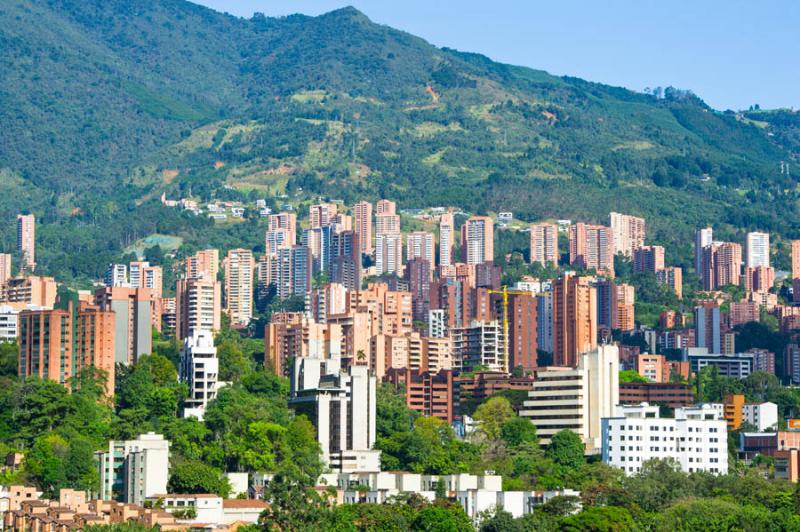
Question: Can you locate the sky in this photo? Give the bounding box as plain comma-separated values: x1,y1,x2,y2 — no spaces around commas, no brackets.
193,1,800,111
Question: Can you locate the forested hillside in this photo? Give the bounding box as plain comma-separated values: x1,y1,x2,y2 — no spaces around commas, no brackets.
1,0,799,281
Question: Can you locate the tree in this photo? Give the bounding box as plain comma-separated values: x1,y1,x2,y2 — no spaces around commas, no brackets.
0,342,17,377
545,430,585,470
479,507,523,532
168,460,231,497
560,506,635,531
411,504,473,532
473,396,514,442
618,370,647,383
500,417,538,449
376,383,417,438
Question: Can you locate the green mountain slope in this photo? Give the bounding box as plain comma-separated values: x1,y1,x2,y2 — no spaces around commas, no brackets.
1,0,799,280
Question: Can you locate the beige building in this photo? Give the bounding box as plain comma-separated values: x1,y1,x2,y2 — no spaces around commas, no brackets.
529,223,558,268
1,276,57,310
609,212,645,257
569,223,614,276
16,214,35,270
461,216,494,265
354,200,373,254
223,248,255,327
552,274,597,368
439,212,455,268
521,344,619,452
176,277,221,339
0,253,11,286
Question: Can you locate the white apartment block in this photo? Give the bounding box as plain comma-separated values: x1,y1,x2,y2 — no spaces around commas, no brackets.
0,304,19,341
452,320,505,372
746,231,770,268
428,309,447,338
602,403,728,475
521,344,619,451
105,263,129,287
609,212,645,257
180,330,224,421
375,233,403,276
96,433,170,505
406,232,435,267
743,401,778,432
289,357,381,472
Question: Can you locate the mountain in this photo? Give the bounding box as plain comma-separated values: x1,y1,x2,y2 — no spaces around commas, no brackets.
1,0,799,280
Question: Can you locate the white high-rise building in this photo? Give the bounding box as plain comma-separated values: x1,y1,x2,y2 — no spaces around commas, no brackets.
406,232,435,267
180,330,223,420
289,357,381,472
96,432,170,505
602,403,728,475
609,212,645,257
695,227,713,274
439,213,454,268
428,309,447,338
375,233,403,276
105,264,129,287
746,231,770,268
521,344,619,451
0,304,19,340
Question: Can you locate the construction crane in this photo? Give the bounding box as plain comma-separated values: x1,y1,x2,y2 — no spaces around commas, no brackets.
486,286,533,374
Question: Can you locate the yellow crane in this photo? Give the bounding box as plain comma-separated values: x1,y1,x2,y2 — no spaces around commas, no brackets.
486,286,533,374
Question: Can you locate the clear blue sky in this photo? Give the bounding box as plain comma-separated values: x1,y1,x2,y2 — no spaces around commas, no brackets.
193,1,799,111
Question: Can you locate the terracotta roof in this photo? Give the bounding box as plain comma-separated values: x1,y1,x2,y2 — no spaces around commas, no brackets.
222,499,268,509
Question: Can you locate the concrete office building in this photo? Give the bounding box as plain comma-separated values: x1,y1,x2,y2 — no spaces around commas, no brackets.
96,433,170,505
602,403,728,475
685,348,754,379
521,344,619,451
289,357,381,472
95,287,152,365
180,330,222,420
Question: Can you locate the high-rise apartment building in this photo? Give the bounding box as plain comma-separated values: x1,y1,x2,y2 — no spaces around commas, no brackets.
16,214,35,271
129,262,162,298
452,320,505,372
609,212,645,257
552,275,597,367
385,368,455,423
439,212,455,269
700,242,742,290
406,258,431,323
695,227,713,274
0,253,11,287
743,265,774,294
180,330,221,420
656,267,683,299
354,201,373,254
265,228,293,255
309,202,338,229
461,216,494,265
504,293,538,373
223,249,254,327
633,245,664,273
268,212,297,245
746,231,770,268
95,287,152,365
289,357,381,472
96,433,170,505
0,276,58,310
104,263,128,287
375,200,400,236
18,301,116,393
536,291,554,354
406,232,435,275
176,277,222,339
793,240,800,279
596,280,635,332
569,223,614,276
529,223,558,268
695,301,722,354
521,344,619,451
330,230,362,290
375,233,403,276
185,249,219,281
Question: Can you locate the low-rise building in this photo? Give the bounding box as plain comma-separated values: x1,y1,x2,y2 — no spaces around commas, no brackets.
743,402,778,432
602,403,728,475
619,382,694,408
